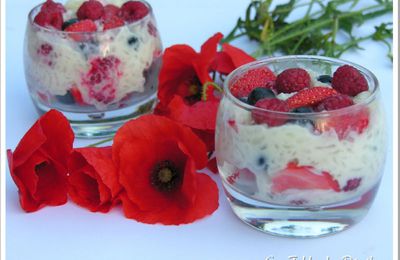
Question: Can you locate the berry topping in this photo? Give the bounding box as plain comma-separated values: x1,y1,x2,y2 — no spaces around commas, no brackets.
103,16,125,30
62,18,79,30
271,162,340,193
343,178,362,192
275,68,311,93
65,19,97,33
77,0,104,21
288,106,315,126
119,1,149,23
315,94,354,112
315,107,369,139
247,87,275,105
82,56,122,104
230,67,276,98
34,10,63,30
102,4,120,20
332,65,368,96
286,87,338,109
38,43,53,56
317,74,333,84
252,98,290,126
41,0,65,13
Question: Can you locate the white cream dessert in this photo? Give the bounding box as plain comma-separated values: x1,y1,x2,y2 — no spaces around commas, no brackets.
216,64,387,207
25,0,162,110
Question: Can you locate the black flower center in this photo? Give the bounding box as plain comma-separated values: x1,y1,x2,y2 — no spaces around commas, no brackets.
151,160,182,192
185,77,202,104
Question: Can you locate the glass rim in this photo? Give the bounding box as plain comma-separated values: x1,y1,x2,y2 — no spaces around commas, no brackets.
223,55,379,118
27,0,153,35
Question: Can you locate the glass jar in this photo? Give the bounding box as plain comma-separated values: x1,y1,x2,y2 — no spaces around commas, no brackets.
24,1,162,137
215,55,387,237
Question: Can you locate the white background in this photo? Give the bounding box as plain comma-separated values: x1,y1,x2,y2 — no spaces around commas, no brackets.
5,0,394,259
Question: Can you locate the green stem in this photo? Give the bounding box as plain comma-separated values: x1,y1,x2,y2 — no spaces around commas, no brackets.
86,137,114,147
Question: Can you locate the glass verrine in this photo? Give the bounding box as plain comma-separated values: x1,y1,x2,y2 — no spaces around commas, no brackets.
215,55,387,238
24,1,162,138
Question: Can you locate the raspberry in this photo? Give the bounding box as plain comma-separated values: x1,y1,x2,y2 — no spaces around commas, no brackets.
315,94,354,111
103,16,125,30
34,11,63,30
332,65,368,96
252,98,290,126
38,44,53,56
230,67,276,98
102,4,120,20
275,68,311,93
82,56,121,104
343,178,362,192
77,0,104,21
119,1,149,23
286,87,338,109
41,0,65,13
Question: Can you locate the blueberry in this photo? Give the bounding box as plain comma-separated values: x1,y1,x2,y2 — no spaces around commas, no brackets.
55,91,75,104
288,106,314,126
62,18,79,30
78,42,98,60
128,36,138,46
248,87,275,105
257,156,268,170
239,97,248,104
317,75,332,84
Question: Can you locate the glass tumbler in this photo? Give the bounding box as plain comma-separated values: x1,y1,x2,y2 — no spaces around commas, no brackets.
24,1,162,138
215,56,387,237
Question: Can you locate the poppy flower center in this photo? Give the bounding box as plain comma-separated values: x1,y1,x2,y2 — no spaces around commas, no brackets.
185,77,202,104
151,160,182,192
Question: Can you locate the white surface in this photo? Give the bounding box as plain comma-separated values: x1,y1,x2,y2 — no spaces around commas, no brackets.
6,1,393,259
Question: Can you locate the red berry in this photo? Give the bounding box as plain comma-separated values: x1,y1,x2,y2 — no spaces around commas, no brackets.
103,16,125,30
77,0,104,21
65,19,97,32
315,107,369,140
41,0,65,13
70,87,86,105
332,65,368,96
286,87,338,109
147,22,158,37
38,43,53,56
252,98,290,126
34,11,63,30
82,56,121,104
271,162,340,193
275,68,311,93
343,178,362,192
315,94,354,111
230,67,276,98
119,1,149,23
102,4,120,20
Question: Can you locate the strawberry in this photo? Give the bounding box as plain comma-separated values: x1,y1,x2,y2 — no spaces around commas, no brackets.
230,67,276,98
271,162,340,193
252,98,290,126
70,87,86,105
315,107,369,139
65,19,97,41
286,87,338,109
103,16,125,30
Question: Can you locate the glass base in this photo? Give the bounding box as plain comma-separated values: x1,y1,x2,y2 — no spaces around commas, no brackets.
223,182,377,238
34,94,156,138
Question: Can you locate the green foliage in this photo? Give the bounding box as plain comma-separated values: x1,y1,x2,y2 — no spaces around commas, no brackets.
223,0,393,60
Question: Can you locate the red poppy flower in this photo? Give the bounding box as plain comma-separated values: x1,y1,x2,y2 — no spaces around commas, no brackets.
67,147,121,213
7,109,74,212
155,33,255,152
112,114,219,225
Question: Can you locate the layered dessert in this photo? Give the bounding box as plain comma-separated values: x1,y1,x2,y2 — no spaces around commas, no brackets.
24,0,162,111
216,59,387,207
